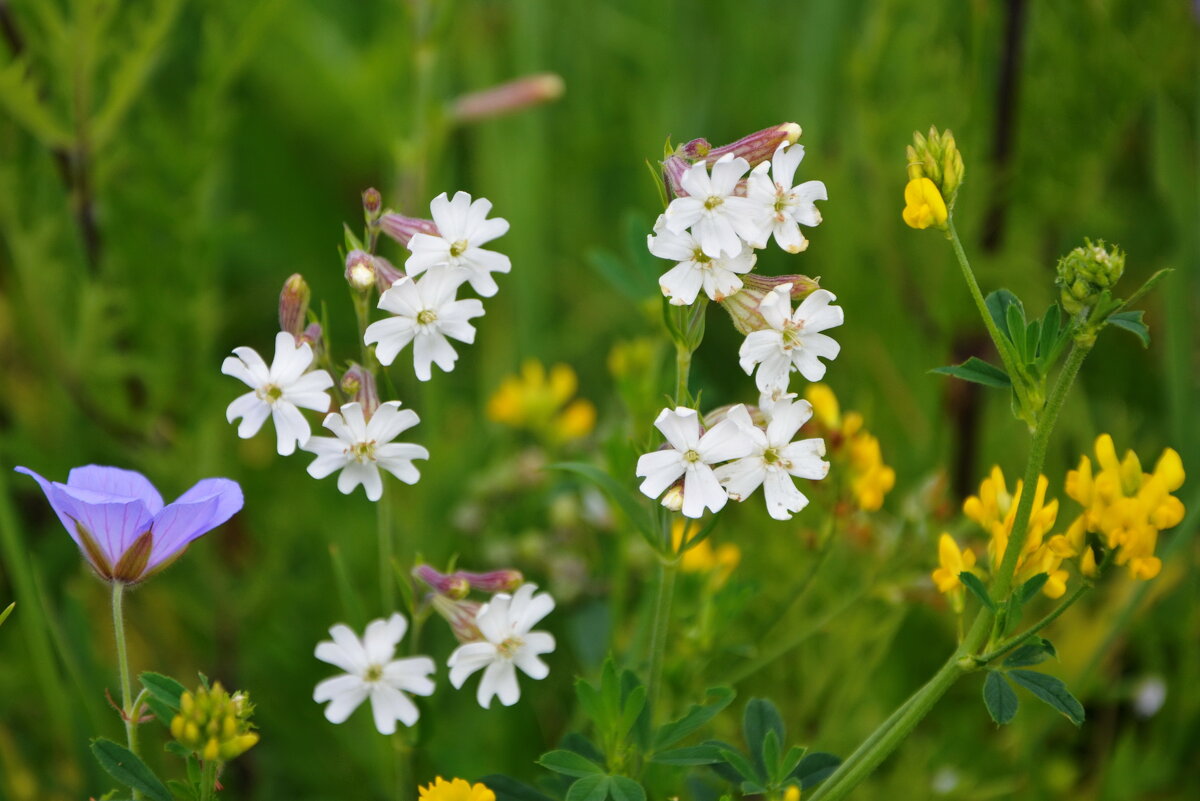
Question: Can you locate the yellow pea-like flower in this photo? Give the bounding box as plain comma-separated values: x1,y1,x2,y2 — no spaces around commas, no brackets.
902,178,948,230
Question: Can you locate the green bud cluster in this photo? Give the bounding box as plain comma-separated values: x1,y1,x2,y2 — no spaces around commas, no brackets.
170,682,259,763
1056,239,1125,315
906,127,965,209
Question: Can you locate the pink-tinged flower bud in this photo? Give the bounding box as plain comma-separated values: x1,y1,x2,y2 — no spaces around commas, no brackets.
430,593,483,643
362,187,382,220
459,569,524,594
374,255,404,292
704,403,767,429
450,72,565,123
279,273,310,338
300,322,323,348
662,155,691,199
720,273,821,334
679,138,712,160
379,213,439,248
345,250,376,293
340,363,379,419
698,123,803,168
413,564,471,599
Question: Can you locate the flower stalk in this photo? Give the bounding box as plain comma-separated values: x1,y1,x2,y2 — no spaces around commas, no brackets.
111,581,141,798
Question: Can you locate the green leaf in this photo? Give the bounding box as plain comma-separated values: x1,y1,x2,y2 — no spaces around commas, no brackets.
565,775,610,801
1008,670,1085,725
1007,304,1028,362
143,695,176,726
1037,304,1063,364
561,733,607,767
761,729,782,783
480,775,557,801
1117,268,1172,312
1107,310,1150,348
742,698,785,780
959,572,995,611
648,745,724,765
139,672,185,709
1018,573,1050,603
619,686,647,736
983,671,1019,725
792,752,841,789
652,686,735,750
1003,638,1057,668
778,745,807,781
608,776,646,801
163,741,191,759
90,739,173,801
717,747,760,783
619,669,651,750
547,463,660,553
931,357,1011,389
986,289,1024,339
0,59,73,147
0,601,13,627
576,678,605,728
166,779,199,801
538,750,605,778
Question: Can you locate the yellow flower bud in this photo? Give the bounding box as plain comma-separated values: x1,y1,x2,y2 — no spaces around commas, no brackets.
1154,448,1185,492
902,178,948,230
1080,547,1098,578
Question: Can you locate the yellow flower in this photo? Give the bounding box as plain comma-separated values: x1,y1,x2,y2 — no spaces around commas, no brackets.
902,177,948,230
419,778,495,801
487,360,596,443
803,384,895,512
963,466,1063,597
1065,434,1185,581
672,521,741,588
931,532,977,593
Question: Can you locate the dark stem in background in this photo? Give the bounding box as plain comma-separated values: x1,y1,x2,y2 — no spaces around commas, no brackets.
946,334,988,498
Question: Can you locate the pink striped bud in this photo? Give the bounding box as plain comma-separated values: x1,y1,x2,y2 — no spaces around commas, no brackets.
362,187,382,220
379,213,439,248
662,155,691,199
450,73,565,124
300,322,322,348
374,255,404,291
278,274,310,338
414,564,471,599
430,594,484,643
459,569,524,594
340,363,379,419
720,273,821,335
699,122,802,168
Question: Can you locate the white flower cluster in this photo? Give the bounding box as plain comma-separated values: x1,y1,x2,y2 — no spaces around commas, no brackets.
638,140,840,520
313,583,555,733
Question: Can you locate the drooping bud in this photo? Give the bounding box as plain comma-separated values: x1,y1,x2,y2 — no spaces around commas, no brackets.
340,363,379,419
362,187,383,221
662,155,691,199
170,682,259,763
661,481,685,512
413,564,471,599
345,250,377,293
450,73,565,123
1055,239,1125,315
905,126,964,211
279,274,311,338
429,593,484,643
719,273,821,334
374,255,404,292
688,122,802,168
379,213,439,248
459,569,524,594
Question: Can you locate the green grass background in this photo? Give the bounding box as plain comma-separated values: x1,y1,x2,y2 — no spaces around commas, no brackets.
0,0,1196,799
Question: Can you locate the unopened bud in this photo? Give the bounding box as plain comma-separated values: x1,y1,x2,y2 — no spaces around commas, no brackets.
413,564,471,599
345,250,376,293
459,569,524,594
170,681,257,763
720,273,821,335
341,363,379,419
379,213,439,248
1055,239,1125,315
374,255,404,292
661,481,685,512
451,73,565,123
430,594,484,643
905,126,964,210
362,187,383,220
662,155,691,199
300,322,323,348
691,122,802,168
279,274,311,337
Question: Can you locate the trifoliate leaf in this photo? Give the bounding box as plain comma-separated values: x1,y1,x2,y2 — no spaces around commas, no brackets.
983,671,1019,725
565,775,610,801
986,289,1024,340
1107,310,1150,348
743,698,785,781
652,686,735,751
1003,638,1057,668
608,776,646,801
537,750,605,778
1008,670,1085,725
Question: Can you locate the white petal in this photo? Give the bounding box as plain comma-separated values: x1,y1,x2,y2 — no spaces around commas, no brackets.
763,468,809,520
681,463,726,518
713,457,766,502
362,613,407,664
448,642,497,688
636,450,684,499
653,407,700,452
271,402,311,456
314,676,368,724
698,415,755,463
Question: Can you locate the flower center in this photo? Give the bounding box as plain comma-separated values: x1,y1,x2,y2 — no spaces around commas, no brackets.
763,447,780,465
691,248,712,265
449,239,469,257
704,195,724,211
683,449,701,463
497,635,524,659
347,440,377,463
781,324,804,350
257,384,284,404
417,309,438,326
364,664,383,682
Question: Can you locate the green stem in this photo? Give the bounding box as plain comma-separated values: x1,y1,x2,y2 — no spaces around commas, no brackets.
199,759,218,801
378,482,395,612
645,557,678,724
111,581,141,800
975,580,1091,665
674,343,692,405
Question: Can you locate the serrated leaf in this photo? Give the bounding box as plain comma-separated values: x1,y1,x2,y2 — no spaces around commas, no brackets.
983,671,1019,725
743,698,785,780
1008,670,1085,725
931,357,1011,389
959,572,995,611
652,686,735,750
608,776,646,801
140,672,185,709
1018,573,1050,603
792,752,841,789
1003,638,1057,668
1107,310,1150,348
648,745,724,765
480,775,558,801
986,289,1024,339
565,775,610,801
548,463,660,553
538,750,605,778
90,739,173,801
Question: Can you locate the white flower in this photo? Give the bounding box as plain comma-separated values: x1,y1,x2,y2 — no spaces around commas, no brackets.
739,286,843,393
222,331,334,455
364,270,485,382
447,583,556,708
405,191,511,297
714,400,828,520
648,215,756,305
635,406,756,519
663,155,763,258
313,613,436,734
746,144,828,254
302,401,428,501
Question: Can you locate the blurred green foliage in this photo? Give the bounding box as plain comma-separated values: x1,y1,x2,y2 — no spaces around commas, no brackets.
0,0,1196,800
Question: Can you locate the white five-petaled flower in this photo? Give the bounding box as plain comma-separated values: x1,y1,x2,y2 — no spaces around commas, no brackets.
746,143,828,254
447,583,556,709
739,286,843,393
635,406,756,519
302,401,428,502
663,155,763,258
313,613,436,735
715,400,829,520
222,331,334,455
648,215,757,305
364,270,485,382
405,191,511,297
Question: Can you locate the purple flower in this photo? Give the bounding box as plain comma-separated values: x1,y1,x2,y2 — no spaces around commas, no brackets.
15,465,243,584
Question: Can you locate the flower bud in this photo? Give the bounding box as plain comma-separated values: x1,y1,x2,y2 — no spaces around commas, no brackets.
450,73,565,123
906,126,964,210
1055,239,1125,315
459,569,524,594
340,363,379,419
689,122,802,168
661,481,684,512
413,564,471,599
171,682,258,763
374,255,404,291
662,155,690,199
719,273,821,335
379,213,439,248
345,250,377,293
430,593,484,643
279,274,311,338
300,322,323,348
362,187,383,220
